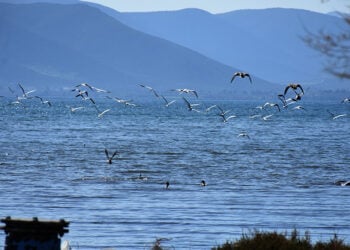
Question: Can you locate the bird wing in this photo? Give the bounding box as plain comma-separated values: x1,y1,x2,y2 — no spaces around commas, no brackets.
111,150,118,159
284,85,291,96
191,90,198,98
104,149,110,159
230,73,238,83
182,97,191,109
246,73,252,83
297,84,304,94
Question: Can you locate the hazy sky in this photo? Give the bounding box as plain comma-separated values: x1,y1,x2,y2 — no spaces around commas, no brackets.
85,0,349,14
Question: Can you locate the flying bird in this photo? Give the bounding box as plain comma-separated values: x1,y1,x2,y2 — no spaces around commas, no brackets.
161,95,176,107
97,108,111,118
104,149,118,164
173,88,198,98
35,96,52,107
231,72,252,84
284,83,304,96
139,84,159,98
182,97,200,112
327,110,347,120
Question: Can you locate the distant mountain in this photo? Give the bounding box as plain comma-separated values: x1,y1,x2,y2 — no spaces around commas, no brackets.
0,2,280,99
98,6,349,94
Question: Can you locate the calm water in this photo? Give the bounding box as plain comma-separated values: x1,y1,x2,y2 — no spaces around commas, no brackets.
0,96,349,249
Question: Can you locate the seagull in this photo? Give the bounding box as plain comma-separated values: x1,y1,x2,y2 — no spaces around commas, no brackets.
292,105,306,111
104,149,118,164
217,105,236,122
18,83,36,99
262,114,273,120
284,83,304,96
139,84,159,98
341,98,350,103
205,105,217,112
237,132,250,139
35,96,52,106
173,88,198,98
335,180,350,186
75,82,93,91
231,72,252,84
161,95,176,107
107,96,136,106
182,97,200,112
68,106,84,112
263,102,280,112
327,110,347,120
97,108,111,118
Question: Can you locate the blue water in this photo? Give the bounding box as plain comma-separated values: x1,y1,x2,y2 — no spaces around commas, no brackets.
0,96,349,249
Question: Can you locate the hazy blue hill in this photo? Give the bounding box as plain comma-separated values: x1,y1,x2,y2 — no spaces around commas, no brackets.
105,7,349,94
1,2,278,98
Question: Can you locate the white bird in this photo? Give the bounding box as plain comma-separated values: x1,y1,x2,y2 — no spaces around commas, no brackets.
292,105,306,111
91,86,110,93
97,108,111,118
174,88,198,98
35,96,52,107
205,105,217,112
327,110,347,120
262,114,273,120
139,84,159,98
216,105,236,122
75,82,93,90
18,83,36,98
341,98,350,103
237,132,250,139
161,95,176,107
182,97,200,112
68,106,84,112
263,102,280,112
107,96,136,106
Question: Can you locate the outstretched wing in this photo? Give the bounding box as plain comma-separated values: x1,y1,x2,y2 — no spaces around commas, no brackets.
230,72,239,83
111,150,118,159
245,73,252,84
182,97,191,109
296,84,304,95
284,85,291,96
104,148,110,159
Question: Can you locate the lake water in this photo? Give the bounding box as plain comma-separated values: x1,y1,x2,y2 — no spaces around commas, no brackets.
0,95,349,249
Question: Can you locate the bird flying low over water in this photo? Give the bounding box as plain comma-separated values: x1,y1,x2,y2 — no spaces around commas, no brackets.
284,83,304,96
327,110,348,120
35,96,51,107
139,84,159,98
182,97,201,112
263,102,281,112
173,88,198,98
161,95,176,107
18,83,36,99
341,98,350,103
231,72,252,83
104,149,118,164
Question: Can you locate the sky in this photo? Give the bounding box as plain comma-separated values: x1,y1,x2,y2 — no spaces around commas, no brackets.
85,0,349,14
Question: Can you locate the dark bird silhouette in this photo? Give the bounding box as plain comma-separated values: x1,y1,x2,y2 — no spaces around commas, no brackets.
284,83,304,96
104,149,118,164
231,72,252,83
165,181,170,189
201,180,206,186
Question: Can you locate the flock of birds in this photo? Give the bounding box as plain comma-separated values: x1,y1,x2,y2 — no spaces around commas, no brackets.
1,72,349,188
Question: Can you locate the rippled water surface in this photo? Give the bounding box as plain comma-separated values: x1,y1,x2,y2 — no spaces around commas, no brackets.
0,97,349,249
